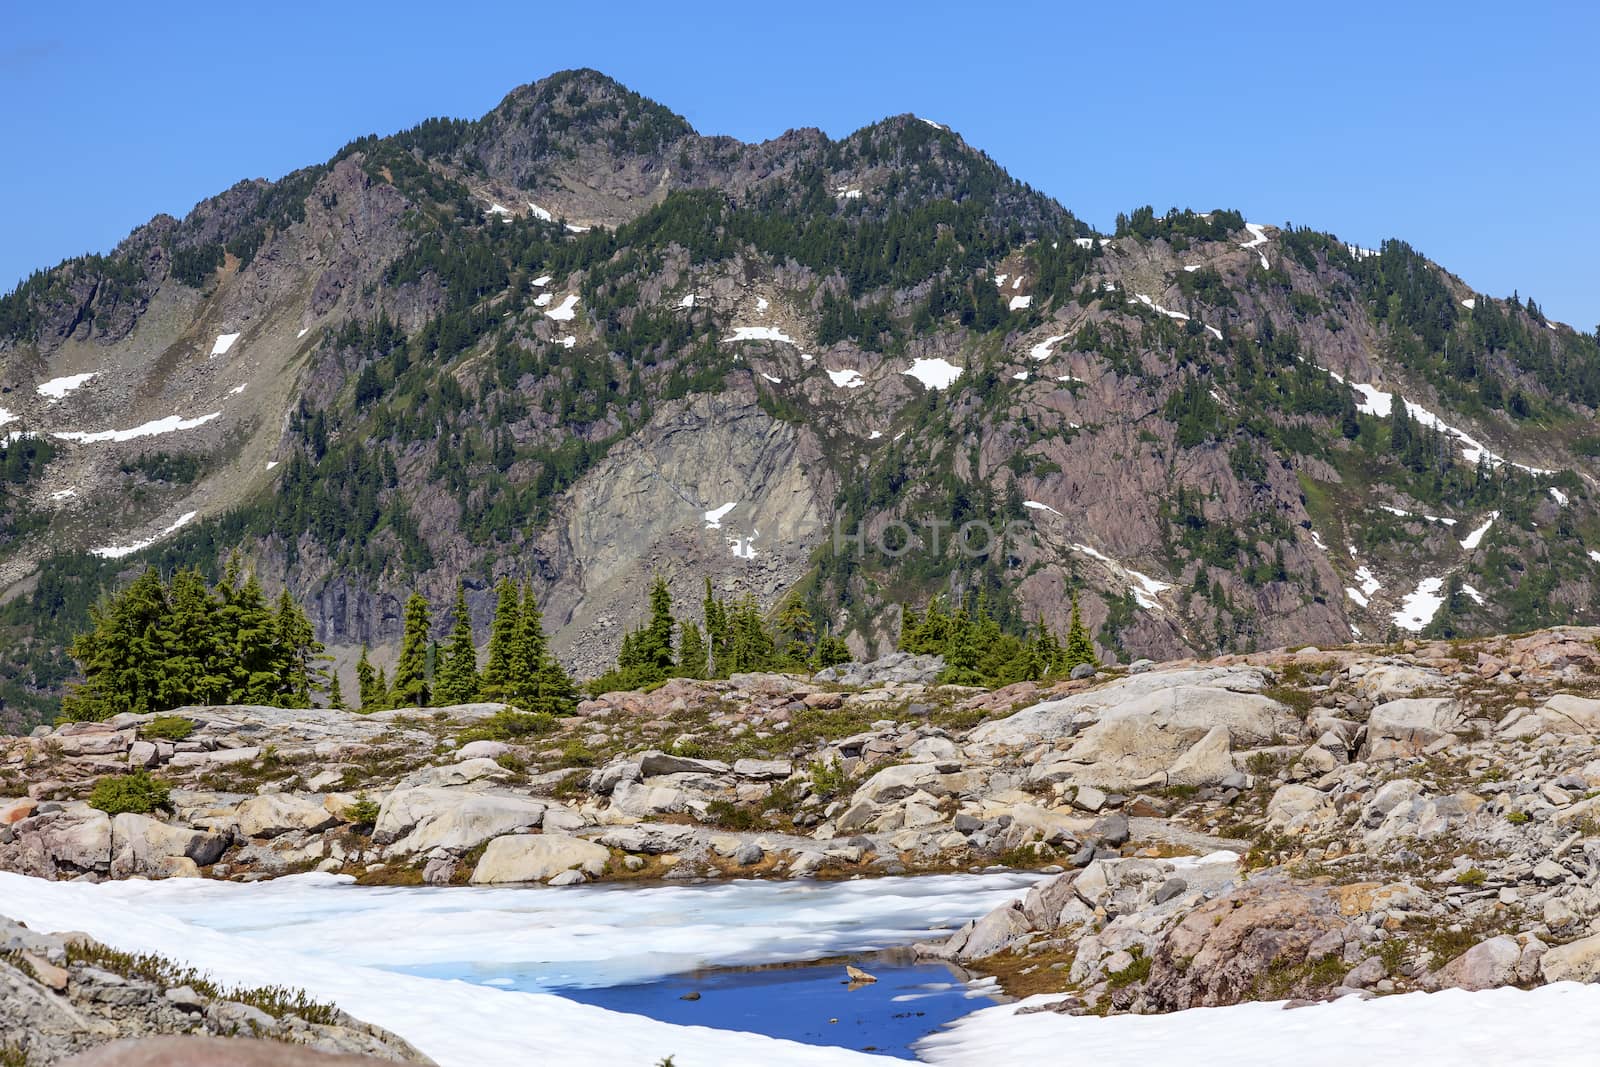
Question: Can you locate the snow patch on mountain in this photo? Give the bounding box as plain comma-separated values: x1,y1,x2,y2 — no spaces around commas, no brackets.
545,294,580,321
53,411,222,444
725,326,794,344
905,358,963,390
1392,576,1446,631
92,510,198,559
210,333,240,357
826,368,864,388
37,373,95,400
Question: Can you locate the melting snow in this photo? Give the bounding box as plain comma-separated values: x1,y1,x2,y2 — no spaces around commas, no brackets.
835,187,863,200
484,203,512,218
1029,334,1066,361
1310,530,1327,551
1550,487,1569,506
725,326,794,344
994,274,1009,289
826,368,865,389
920,117,946,130
1392,576,1446,631
678,293,696,309
266,461,279,471
37,373,94,400
703,502,737,529
49,488,76,501
1071,543,1170,610
534,293,553,307
1012,371,1029,381
557,336,577,349
756,297,769,312
297,327,309,338
1347,565,1382,606
1590,551,1600,564
1462,584,1486,606
868,430,883,440
565,223,590,234
919,983,1600,1067
1009,295,1033,311
1460,512,1498,550
92,511,197,559
1183,265,1202,272
1332,371,1556,474
760,372,782,384
545,294,580,321
54,412,222,444
904,358,963,390
729,534,758,560
1239,222,1270,268
1023,500,1062,517
528,203,553,222
210,333,241,357
228,384,246,395
1011,276,1024,291
531,275,552,287
1461,298,1476,310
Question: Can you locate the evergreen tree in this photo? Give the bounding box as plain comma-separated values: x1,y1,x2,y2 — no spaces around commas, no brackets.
328,670,345,710
356,645,385,711
816,632,852,668
273,589,323,707
678,621,709,679
393,592,432,707
434,583,480,704
940,600,985,685
702,577,728,678
634,575,676,680
480,578,521,699
774,597,817,668
1064,592,1097,670
515,582,548,697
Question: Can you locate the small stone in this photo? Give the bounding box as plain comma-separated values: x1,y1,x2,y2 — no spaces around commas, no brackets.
733,844,764,866
1092,812,1129,848
1072,786,1108,813
1070,663,1097,680
845,964,877,983
1153,877,1188,905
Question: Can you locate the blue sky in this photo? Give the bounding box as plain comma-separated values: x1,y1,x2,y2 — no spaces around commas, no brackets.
2,0,1595,328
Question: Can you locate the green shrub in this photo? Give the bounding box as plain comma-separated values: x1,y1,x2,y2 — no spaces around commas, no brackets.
1455,867,1487,886
1106,947,1152,988
139,715,195,742
342,793,380,826
1506,811,1531,825
704,798,767,832
559,738,597,768
87,770,171,815
458,710,557,744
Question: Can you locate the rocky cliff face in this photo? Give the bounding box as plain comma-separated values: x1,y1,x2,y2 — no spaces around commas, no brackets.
3,68,1599,724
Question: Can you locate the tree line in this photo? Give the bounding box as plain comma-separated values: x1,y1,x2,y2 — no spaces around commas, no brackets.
899,590,1096,686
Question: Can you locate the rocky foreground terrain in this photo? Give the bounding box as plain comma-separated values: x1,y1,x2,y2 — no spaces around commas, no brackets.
8,627,1600,1030
0,915,428,1065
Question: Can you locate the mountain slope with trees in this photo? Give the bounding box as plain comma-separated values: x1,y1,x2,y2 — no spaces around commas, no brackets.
3,69,1600,729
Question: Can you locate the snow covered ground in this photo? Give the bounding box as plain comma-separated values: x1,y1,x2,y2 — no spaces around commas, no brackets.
545,294,580,322
918,985,1600,1066
91,510,197,559
1028,334,1066,361
725,326,794,344
53,411,222,444
1392,576,1446,631
210,332,241,357
826,368,865,388
905,358,963,390
37,372,94,400
1071,543,1170,610
0,871,1054,1066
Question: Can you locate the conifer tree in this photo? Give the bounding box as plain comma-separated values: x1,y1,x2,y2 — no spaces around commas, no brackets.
774,597,817,669
702,577,728,678
434,583,480,705
635,575,676,680
328,671,345,710
393,592,432,707
678,621,709,679
356,646,385,711
816,632,852,668
1064,592,1097,670
273,589,323,707
515,582,548,696
940,600,985,685
480,578,521,698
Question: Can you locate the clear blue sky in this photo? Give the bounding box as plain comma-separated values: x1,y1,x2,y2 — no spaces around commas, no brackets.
2,0,1595,329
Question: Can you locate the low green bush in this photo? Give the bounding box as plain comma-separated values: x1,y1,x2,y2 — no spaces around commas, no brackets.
139,715,195,742
87,770,171,815
458,710,557,744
